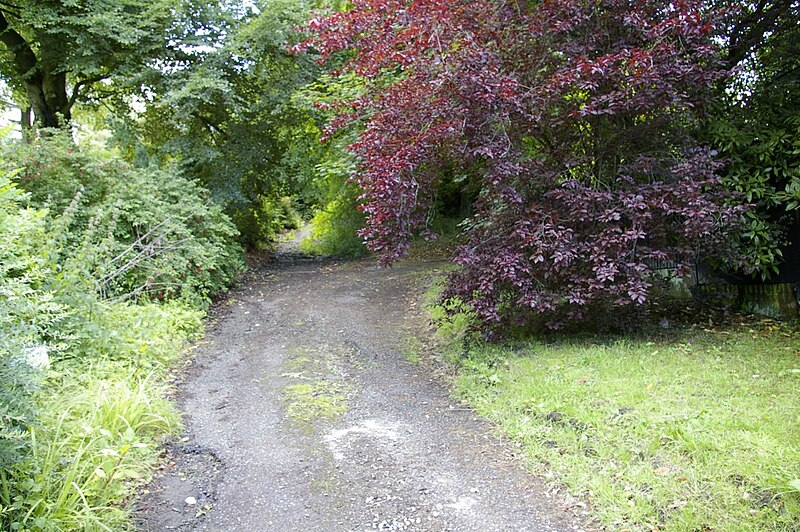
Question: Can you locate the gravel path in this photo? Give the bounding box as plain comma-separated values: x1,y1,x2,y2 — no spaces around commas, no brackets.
135,244,590,531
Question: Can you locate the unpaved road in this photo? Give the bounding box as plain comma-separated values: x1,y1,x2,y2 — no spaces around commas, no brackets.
135,245,589,531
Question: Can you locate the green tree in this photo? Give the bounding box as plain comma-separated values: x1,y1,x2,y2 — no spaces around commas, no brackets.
0,0,197,128
124,0,327,247
706,0,800,278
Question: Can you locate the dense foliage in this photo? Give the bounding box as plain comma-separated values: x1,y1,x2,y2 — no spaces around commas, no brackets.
6,133,244,304
0,166,205,528
0,0,205,127
705,0,800,279
123,0,322,247
0,172,45,470
299,0,745,330
0,136,239,528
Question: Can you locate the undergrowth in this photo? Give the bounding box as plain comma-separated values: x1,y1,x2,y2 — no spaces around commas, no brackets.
301,189,367,257
0,139,217,530
0,302,201,531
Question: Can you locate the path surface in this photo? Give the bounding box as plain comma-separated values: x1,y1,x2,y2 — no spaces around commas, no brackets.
135,243,589,531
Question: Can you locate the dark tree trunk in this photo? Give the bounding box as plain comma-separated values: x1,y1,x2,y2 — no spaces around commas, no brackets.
0,11,72,128
24,71,71,128
20,106,32,143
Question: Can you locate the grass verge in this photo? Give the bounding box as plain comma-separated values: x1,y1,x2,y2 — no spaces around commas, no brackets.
0,302,202,531
426,286,800,530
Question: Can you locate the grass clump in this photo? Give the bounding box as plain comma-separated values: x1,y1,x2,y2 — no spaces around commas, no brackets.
449,328,800,530
2,370,180,530
0,301,201,531
400,336,422,365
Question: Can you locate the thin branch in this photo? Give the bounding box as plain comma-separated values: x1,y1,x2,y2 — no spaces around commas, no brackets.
68,74,110,107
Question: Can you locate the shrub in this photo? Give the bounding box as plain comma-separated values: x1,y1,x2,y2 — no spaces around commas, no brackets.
233,195,303,249
0,175,204,529
6,132,245,305
301,187,367,257
298,0,746,332
0,172,59,471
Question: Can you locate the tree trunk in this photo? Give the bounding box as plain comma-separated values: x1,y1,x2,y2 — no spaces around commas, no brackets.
20,106,32,143
23,71,71,128
0,11,71,129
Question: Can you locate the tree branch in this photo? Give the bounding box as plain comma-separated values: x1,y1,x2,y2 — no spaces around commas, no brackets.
68,74,110,107
727,0,796,68
0,1,20,18
0,9,38,81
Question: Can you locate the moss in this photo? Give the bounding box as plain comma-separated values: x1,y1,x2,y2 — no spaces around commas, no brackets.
282,381,347,422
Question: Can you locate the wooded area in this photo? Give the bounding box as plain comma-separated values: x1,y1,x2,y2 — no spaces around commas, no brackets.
0,1,798,530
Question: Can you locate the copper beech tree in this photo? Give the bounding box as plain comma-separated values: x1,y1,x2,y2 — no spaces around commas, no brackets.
297,0,746,331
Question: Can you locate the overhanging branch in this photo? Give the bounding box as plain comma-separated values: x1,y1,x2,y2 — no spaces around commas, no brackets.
68,74,110,107
0,9,39,81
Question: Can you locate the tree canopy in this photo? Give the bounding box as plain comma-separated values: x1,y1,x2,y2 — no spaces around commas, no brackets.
297,0,748,330
0,0,206,127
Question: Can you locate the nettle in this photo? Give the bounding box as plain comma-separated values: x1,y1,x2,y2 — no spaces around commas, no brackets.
297,0,745,331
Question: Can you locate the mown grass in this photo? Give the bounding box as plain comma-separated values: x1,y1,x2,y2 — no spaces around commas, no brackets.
448,325,800,530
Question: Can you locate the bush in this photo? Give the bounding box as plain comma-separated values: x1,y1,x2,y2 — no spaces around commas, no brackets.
233,195,302,249
301,189,367,257
0,138,214,529
299,139,367,257
0,172,58,471
299,0,745,332
0,175,204,529
6,132,245,305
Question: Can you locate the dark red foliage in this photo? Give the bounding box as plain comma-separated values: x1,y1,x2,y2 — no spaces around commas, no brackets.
297,0,745,330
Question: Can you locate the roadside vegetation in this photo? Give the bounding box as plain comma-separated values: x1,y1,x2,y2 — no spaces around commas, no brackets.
424,280,800,530
0,147,214,529
0,1,325,528
1,0,799,530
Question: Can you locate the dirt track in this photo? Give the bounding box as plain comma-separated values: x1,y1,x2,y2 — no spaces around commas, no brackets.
135,243,589,531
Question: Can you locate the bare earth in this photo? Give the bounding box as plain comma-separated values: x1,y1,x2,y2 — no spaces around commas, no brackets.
135,242,590,531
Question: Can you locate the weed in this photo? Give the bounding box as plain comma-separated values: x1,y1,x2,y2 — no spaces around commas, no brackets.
281,347,350,424
401,336,422,365
0,366,183,530
283,381,348,422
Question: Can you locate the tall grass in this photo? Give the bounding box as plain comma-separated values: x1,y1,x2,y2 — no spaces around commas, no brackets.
0,302,199,531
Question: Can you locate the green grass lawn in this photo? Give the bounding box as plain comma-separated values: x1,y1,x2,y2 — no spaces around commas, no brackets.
449,322,800,530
